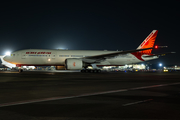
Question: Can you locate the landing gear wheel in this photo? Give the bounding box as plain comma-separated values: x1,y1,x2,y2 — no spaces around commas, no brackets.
18,69,23,73
81,69,101,73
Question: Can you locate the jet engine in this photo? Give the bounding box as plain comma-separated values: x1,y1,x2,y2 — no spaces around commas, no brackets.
65,59,83,70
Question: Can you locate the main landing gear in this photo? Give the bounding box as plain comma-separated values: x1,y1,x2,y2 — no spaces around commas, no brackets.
18,69,23,73
81,69,101,73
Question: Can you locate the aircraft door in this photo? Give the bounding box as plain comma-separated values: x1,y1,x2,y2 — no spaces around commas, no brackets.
52,54,56,59
21,53,26,59
51,53,56,64
47,52,56,63
51,52,56,59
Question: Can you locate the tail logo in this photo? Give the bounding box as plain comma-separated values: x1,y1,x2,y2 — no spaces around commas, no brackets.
140,32,154,47
137,30,158,55
132,30,158,61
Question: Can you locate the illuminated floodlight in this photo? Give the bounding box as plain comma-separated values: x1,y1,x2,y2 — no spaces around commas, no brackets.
58,48,65,50
57,47,68,50
5,51,11,56
141,64,144,66
159,63,162,67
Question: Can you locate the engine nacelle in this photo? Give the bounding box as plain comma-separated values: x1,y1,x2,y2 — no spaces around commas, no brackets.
65,59,83,70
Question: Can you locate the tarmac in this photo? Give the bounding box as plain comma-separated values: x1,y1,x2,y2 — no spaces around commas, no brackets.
0,71,180,120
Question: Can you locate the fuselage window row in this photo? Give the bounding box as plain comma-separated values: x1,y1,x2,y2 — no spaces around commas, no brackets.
71,55,83,57
59,55,69,57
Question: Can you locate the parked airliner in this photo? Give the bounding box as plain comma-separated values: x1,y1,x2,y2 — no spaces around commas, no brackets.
3,30,174,72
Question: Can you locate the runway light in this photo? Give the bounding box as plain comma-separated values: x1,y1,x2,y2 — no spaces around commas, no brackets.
5,51,11,56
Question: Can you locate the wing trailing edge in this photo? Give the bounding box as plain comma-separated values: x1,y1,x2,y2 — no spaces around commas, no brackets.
83,47,153,60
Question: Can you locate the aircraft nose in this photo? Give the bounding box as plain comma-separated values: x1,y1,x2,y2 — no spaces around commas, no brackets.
3,56,12,62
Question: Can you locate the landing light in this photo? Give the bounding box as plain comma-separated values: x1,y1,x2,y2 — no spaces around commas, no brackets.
5,51,11,56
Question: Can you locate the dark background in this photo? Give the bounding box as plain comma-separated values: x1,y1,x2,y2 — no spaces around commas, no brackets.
0,1,179,65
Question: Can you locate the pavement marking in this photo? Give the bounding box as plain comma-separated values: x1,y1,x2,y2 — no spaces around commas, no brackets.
0,71,19,73
0,82,180,107
122,99,153,106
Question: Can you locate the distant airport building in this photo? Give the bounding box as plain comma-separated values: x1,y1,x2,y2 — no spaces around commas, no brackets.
101,64,146,71
164,65,180,70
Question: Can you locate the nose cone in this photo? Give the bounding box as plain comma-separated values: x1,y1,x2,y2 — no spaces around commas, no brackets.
3,56,12,62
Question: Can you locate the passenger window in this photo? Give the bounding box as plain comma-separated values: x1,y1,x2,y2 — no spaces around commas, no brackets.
59,55,69,57
71,55,83,57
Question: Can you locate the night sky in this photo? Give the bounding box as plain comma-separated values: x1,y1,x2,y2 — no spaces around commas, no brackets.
0,1,179,65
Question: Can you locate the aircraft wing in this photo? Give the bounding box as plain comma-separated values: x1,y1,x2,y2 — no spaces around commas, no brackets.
143,52,176,58
82,47,153,63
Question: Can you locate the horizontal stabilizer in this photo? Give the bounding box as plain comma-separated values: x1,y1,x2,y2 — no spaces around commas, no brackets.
143,52,176,58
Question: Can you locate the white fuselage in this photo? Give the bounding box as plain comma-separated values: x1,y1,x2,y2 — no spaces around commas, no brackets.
3,49,158,67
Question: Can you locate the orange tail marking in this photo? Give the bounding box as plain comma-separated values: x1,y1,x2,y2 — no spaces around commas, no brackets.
139,30,158,55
